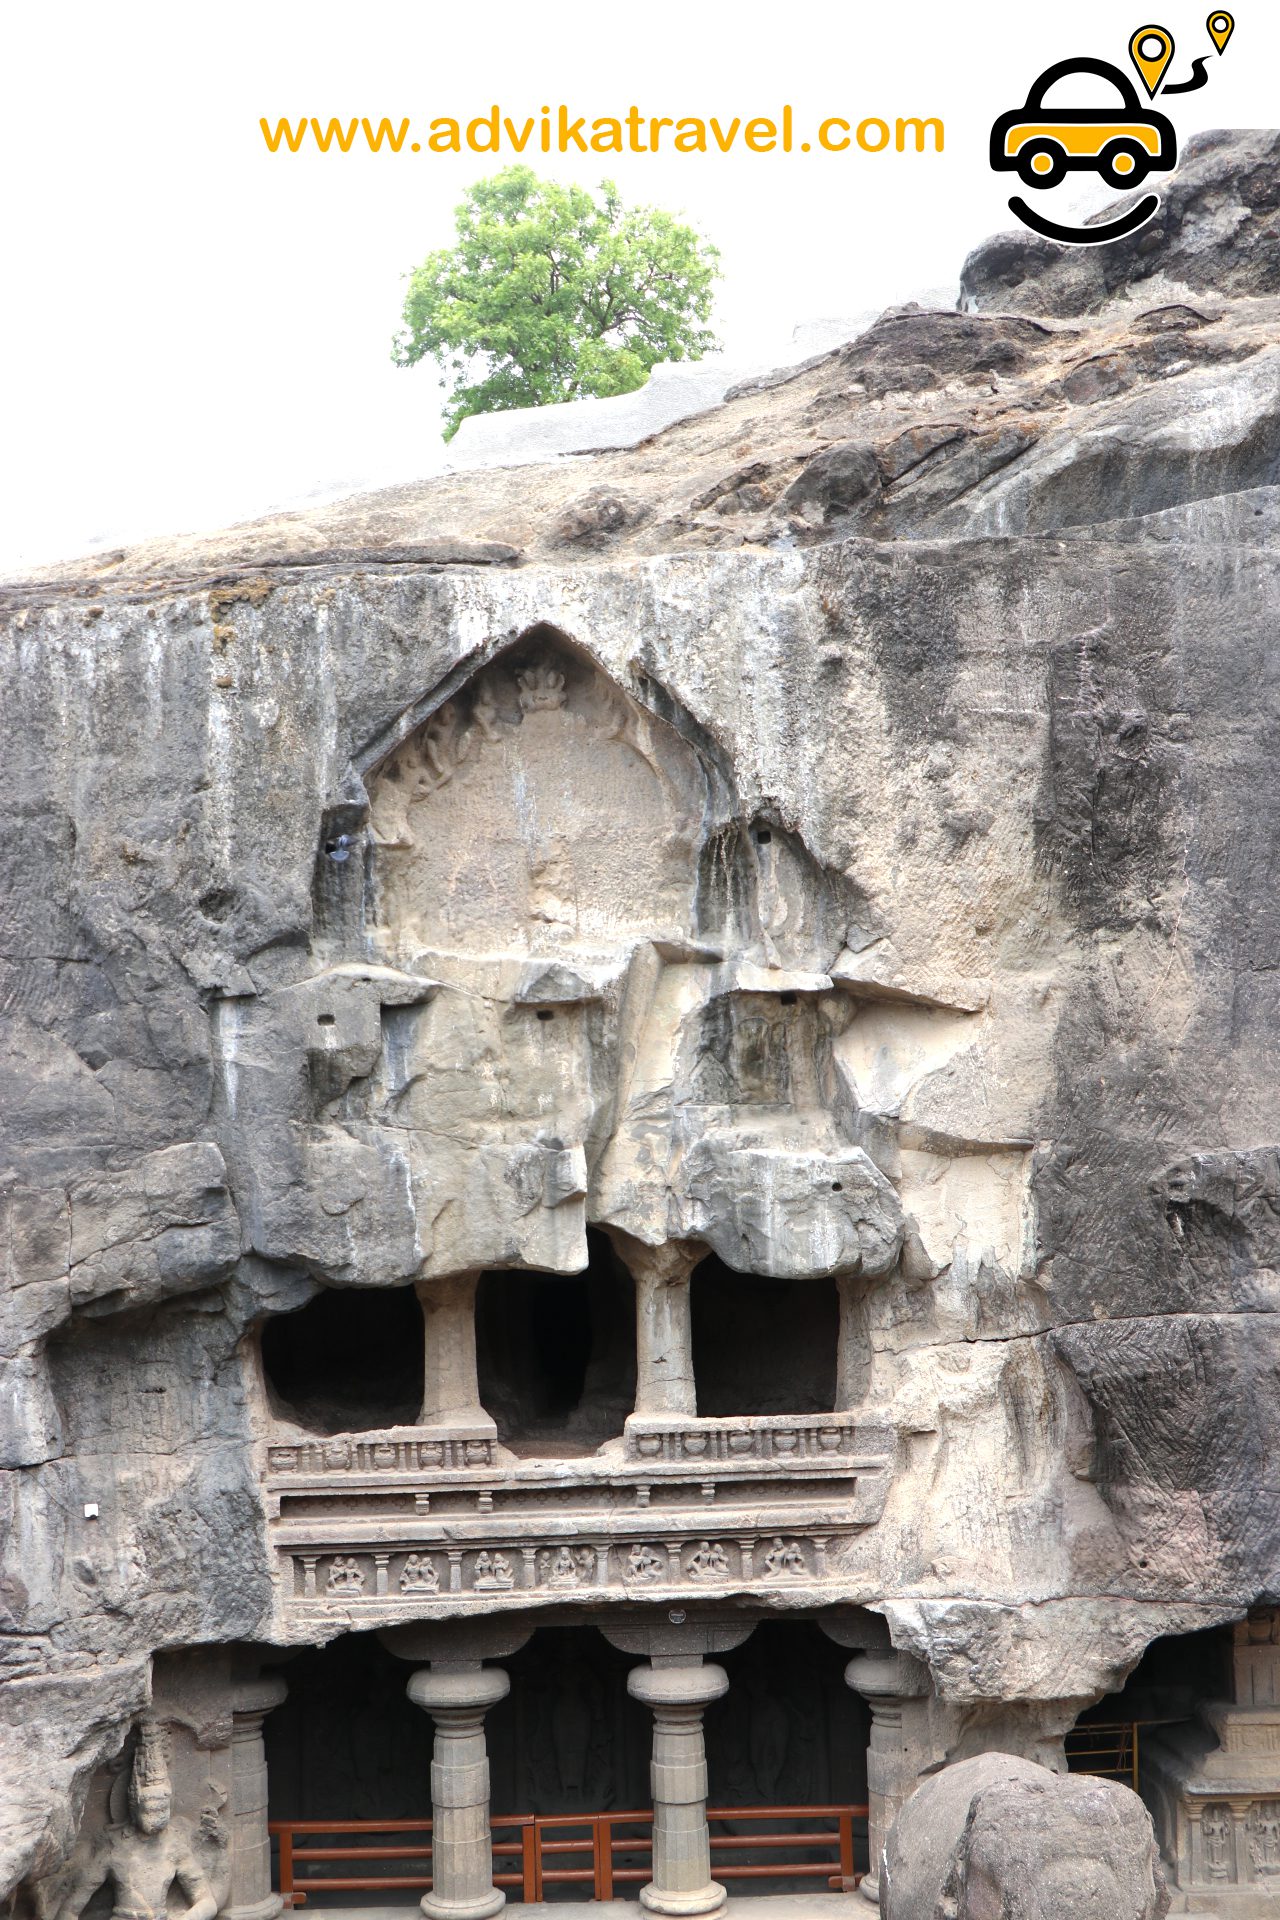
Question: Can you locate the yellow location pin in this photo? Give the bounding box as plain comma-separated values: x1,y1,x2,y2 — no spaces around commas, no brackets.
1129,24,1175,96
1207,9,1235,52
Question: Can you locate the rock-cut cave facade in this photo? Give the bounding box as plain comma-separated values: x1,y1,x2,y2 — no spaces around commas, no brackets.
9,177,1280,1912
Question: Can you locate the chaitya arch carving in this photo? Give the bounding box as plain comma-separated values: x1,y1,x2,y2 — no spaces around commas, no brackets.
366,631,709,958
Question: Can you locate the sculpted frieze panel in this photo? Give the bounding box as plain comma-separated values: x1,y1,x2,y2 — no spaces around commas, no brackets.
261,1410,893,1627
279,1526,842,1615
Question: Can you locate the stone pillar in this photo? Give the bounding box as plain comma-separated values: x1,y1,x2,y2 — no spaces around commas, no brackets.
624,1239,699,1417
628,1658,728,1919
416,1273,494,1431
835,1273,868,1411
224,1675,288,1920
843,1649,931,1907
408,1662,510,1920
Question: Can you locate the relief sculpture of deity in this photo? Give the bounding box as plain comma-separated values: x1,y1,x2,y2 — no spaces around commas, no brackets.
1202,1804,1234,1881
1248,1800,1280,1878
53,1725,217,1920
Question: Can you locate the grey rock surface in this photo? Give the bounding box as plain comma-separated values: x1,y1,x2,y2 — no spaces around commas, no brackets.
5,128,1280,1914
882,1752,1170,1919
961,130,1280,317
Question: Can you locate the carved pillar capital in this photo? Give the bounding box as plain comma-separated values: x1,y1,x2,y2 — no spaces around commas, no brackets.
843,1649,931,1704
230,1674,288,1723
408,1663,512,1719
627,1659,729,1714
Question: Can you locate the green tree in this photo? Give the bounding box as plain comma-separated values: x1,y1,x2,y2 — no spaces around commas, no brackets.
392,166,721,438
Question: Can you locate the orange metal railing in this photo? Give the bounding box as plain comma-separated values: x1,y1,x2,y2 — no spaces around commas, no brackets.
1064,1719,1141,1790
1064,1717,1196,1794
270,1803,869,1905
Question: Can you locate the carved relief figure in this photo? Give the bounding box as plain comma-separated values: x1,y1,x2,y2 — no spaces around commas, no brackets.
539,1545,595,1588
54,1724,217,1920
474,1551,514,1590
399,1553,439,1594
1248,1801,1280,1877
762,1537,806,1577
326,1557,365,1595
626,1544,666,1582
472,678,501,740
517,664,567,711
1203,1805,1234,1880
421,703,472,788
685,1540,730,1579
367,639,708,955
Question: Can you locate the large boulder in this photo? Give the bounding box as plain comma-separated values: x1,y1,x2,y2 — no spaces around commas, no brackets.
881,1753,1170,1920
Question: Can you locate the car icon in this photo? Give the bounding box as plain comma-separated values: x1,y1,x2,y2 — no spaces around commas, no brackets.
990,55,1177,192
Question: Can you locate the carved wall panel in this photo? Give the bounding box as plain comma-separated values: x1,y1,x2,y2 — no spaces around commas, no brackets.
368,645,707,960
38,1716,231,1920
261,1412,895,1632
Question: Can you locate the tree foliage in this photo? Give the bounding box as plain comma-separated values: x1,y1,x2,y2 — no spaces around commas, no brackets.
392,167,721,438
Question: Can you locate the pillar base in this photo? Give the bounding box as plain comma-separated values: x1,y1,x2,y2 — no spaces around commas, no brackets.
857,1869,880,1905
222,1898,285,1920
420,1892,505,1920
639,1882,727,1918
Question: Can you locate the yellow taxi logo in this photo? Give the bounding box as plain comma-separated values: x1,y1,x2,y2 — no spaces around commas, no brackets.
990,55,1177,192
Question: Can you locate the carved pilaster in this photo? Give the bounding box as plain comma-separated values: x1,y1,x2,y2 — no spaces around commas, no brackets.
223,1676,288,1920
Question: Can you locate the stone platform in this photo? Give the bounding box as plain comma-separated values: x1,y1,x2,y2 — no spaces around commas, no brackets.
295,1894,1248,1920
301,1901,865,1918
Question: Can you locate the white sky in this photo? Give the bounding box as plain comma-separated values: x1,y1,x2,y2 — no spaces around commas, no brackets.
1,0,1271,570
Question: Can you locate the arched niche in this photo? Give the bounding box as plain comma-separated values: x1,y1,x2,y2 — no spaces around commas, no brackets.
364,628,715,963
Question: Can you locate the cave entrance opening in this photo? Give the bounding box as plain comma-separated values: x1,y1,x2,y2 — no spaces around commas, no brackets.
689,1255,839,1417
262,1621,871,1905
1064,1620,1231,1794
475,1230,636,1455
260,1284,426,1434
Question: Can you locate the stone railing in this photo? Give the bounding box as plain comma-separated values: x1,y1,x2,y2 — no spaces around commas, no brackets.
261,1411,896,1627
265,1426,499,1479
623,1411,891,1466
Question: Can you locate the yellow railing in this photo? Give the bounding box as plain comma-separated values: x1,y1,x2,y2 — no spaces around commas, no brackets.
1064,1719,1141,1790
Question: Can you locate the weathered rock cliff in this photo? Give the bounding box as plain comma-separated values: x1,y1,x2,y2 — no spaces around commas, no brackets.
4,131,1280,1907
